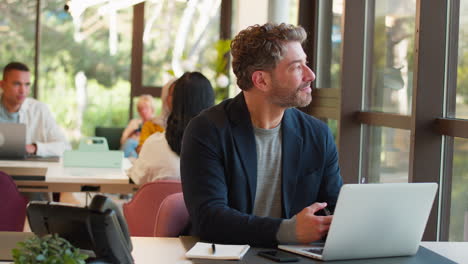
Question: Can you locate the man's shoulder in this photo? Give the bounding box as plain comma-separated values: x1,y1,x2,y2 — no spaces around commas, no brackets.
23,97,49,110
286,108,329,131
192,97,236,124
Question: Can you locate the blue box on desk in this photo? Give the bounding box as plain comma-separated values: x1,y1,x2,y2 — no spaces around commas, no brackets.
63,150,123,168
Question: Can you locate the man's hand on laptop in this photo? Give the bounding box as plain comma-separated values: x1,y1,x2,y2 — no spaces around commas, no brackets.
26,143,37,155
295,202,333,243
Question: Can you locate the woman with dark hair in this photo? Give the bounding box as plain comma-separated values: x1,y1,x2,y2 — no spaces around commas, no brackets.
128,72,214,185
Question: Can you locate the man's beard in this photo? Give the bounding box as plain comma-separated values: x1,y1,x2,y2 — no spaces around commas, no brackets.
268,81,312,108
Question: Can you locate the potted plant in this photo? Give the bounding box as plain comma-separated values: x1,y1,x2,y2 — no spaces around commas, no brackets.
12,234,88,264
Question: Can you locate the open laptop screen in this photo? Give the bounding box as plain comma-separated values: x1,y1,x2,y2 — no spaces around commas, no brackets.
279,183,438,261
0,123,59,162
0,123,26,159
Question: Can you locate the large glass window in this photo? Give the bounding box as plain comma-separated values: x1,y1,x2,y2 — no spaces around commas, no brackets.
455,1,468,118
39,0,133,145
450,137,468,241
365,0,416,115
142,0,222,89
362,126,410,183
316,0,343,89
288,0,299,25
0,1,37,78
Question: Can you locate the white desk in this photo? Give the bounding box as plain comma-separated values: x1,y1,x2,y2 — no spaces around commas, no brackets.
131,237,468,264
421,241,468,263
0,158,137,193
1,235,466,263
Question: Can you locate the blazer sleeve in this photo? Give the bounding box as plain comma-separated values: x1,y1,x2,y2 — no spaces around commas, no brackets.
316,125,343,212
181,115,282,247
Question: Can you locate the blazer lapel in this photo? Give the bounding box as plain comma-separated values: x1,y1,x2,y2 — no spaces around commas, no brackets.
228,93,257,209
281,110,303,218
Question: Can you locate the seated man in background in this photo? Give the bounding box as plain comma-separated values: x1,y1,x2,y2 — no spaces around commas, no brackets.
120,94,155,158
181,23,343,247
128,72,214,185
136,79,176,153
0,62,69,156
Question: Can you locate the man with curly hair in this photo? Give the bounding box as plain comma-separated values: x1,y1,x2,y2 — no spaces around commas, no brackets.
181,23,343,247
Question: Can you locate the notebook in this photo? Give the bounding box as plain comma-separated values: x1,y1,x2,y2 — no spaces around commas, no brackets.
279,183,438,261
186,242,250,260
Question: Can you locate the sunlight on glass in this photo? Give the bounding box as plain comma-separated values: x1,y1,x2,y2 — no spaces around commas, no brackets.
363,125,410,183
449,137,468,241
365,0,416,115
455,1,468,118
39,0,133,144
143,0,222,87
0,1,36,71
316,0,343,89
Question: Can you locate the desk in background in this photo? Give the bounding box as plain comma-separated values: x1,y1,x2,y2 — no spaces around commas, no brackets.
0,158,137,194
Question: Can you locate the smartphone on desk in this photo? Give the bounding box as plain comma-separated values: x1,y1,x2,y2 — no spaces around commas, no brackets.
258,250,299,262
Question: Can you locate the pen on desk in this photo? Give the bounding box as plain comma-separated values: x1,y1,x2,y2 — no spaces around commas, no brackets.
324,208,331,216
211,243,216,254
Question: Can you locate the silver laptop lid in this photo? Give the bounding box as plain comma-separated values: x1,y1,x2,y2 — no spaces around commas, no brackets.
0,123,27,159
322,183,438,261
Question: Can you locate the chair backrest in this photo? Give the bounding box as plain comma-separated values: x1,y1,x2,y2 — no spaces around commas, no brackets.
123,180,182,236
0,171,28,231
153,192,189,237
95,126,125,150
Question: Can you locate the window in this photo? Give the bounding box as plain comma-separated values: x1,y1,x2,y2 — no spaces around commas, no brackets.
142,0,222,88
316,0,343,89
0,1,37,84
1,0,229,144
39,0,133,143
362,126,410,183
365,0,416,115
450,137,468,241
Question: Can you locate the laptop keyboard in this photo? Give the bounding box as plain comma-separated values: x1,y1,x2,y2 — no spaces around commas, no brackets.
304,248,324,255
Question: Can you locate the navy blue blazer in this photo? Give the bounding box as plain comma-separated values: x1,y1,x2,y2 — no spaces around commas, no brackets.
181,93,343,247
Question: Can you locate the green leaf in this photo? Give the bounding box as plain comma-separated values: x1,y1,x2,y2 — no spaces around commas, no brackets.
12,234,88,264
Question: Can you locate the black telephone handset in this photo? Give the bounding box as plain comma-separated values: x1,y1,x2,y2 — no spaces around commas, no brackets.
89,195,134,264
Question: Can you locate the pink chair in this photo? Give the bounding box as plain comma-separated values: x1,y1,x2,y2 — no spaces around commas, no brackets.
153,192,189,237
0,171,28,231
123,180,182,236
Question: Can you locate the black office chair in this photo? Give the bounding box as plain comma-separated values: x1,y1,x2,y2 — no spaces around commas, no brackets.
94,126,125,150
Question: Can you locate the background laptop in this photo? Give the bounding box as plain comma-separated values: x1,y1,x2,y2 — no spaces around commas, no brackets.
0,123,59,162
0,123,27,159
279,183,438,261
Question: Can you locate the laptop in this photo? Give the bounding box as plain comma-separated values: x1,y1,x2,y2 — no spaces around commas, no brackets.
0,123,27,159
278,183,438,261
0,123,59,162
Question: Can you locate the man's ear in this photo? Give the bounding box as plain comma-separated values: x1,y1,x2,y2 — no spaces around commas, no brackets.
251,70,270,92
